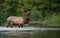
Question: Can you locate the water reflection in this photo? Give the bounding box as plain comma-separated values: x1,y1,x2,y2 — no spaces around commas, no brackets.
0,27,60,38
0,27,60,31
0,30,38,38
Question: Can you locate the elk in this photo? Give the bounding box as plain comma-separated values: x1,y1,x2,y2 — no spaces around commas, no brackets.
6,13,31,28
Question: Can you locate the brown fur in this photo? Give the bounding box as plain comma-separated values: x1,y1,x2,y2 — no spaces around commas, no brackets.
7,13,31,28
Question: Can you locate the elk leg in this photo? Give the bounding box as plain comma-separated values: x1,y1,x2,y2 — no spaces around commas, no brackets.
10,25,13,28
10,23,13,28
7,21,10,28
18,24,22,28
20,24,23,28
18,25,23,28
10,22,13,28
7,24,9,27
18,25,20,28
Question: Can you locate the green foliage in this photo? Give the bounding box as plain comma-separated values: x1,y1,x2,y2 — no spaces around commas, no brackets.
49,13,60,24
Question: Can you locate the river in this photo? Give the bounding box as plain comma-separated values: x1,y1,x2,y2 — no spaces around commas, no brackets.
0,26,60,38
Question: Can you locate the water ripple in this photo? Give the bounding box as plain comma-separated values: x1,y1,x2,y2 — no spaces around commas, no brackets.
0,27,60,31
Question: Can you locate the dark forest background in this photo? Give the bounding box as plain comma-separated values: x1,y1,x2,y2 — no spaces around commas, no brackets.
0,0,60,26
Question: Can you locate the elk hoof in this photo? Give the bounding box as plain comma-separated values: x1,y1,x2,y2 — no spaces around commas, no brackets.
10,26,12,28
20,25,23,28
18,26,20,28
21,26,23,28
7,26,9,28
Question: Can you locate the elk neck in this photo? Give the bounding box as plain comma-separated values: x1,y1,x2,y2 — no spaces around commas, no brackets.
23,13,31,24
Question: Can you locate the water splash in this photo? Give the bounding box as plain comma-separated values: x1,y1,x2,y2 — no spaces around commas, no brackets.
0,26,60,31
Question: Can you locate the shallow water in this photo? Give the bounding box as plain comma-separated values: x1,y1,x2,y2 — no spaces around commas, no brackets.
0,27,60,38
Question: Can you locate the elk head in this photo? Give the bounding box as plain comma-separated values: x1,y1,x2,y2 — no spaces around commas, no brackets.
24,12,31,24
